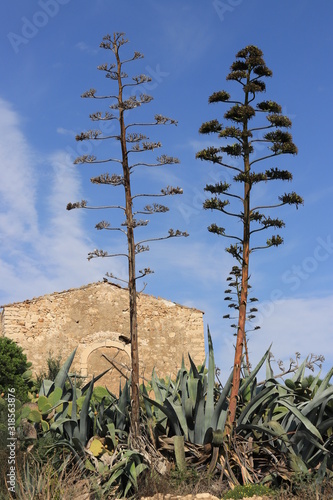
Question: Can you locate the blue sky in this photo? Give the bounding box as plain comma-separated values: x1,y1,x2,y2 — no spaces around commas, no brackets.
1,0,332,380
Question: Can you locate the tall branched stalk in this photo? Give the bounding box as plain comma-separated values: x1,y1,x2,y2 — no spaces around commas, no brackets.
68,33,188,437
197,45,303,432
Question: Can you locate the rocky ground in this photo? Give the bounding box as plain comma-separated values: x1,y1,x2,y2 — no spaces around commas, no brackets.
140,494,269,500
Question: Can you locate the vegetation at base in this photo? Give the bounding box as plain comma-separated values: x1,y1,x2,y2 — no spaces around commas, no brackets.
35,351,62,388
0,337,36,403
223,483,274,499
35,351,85,390
0,333,331,499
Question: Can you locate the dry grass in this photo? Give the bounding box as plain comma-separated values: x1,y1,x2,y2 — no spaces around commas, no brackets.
2,462,333,499
0,453,96,500
134,466,333,500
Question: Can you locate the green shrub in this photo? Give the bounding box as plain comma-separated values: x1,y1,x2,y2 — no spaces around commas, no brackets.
223,483,274,499
35,351,62,388
35,351,85,390
0,337,34,403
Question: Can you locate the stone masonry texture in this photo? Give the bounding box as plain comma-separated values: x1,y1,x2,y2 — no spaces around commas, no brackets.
0,282,205,392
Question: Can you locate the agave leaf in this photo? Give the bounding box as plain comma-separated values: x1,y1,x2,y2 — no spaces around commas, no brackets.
289,454,309,474
318,417,333,435
238,422,294,453
194,381,205,444
211,370,233,430
315,366,333,395
271,405,289,421
77,378,94,446
128,460,138,492
205,326,215,433
135,462,148,476
80,367,111,394
315,455,328,485
116,380,130,431
308,371,322,392
184,398,193,420
53,401,69,420
39,379,54,397
162,375,173,399
48,439,86,470
237,386,278,426
102,461,125,490
266,419,294,451
266,419,289,437
309,443,332,471
63,419,78,443
291,358,307,384
150,369,164,404
215,409,228,435
293,429,328,454
265,356,274,381
302,386,333,417
188,377,199,403
165,397,188,440
239,344,272,397
240,378,252,405
71,378,77,422
142,395,182,436
188,353,201,380
277,399,323,442
53,348,77,391
106,422,118,449
180,367,188,409
141,382,153,419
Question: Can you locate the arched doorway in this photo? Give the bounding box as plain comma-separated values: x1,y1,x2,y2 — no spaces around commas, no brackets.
83,342,131,394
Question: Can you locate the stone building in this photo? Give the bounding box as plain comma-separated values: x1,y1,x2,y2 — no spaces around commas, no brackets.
0,282,205,392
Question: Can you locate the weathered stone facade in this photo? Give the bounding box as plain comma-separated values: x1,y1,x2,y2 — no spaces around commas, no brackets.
0,282,204,392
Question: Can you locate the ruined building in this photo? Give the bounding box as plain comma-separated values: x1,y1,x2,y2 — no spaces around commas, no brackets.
0,282,205,392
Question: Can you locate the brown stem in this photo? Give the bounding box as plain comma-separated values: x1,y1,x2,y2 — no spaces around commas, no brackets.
115,37,140,438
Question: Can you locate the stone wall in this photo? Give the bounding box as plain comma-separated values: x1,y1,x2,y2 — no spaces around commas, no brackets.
0,282,205,391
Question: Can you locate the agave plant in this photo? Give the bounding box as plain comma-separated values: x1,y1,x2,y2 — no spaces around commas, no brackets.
85,440,147,498
141,328,272,476
236,357,333,481
143,329,270,445
17,349,146,498
19,349,111,441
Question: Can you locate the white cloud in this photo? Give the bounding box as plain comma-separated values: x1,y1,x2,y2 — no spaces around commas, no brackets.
56,127,76,136
0,98,126,305
75,41,99,55
0,98,39,247
214,296,333,381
